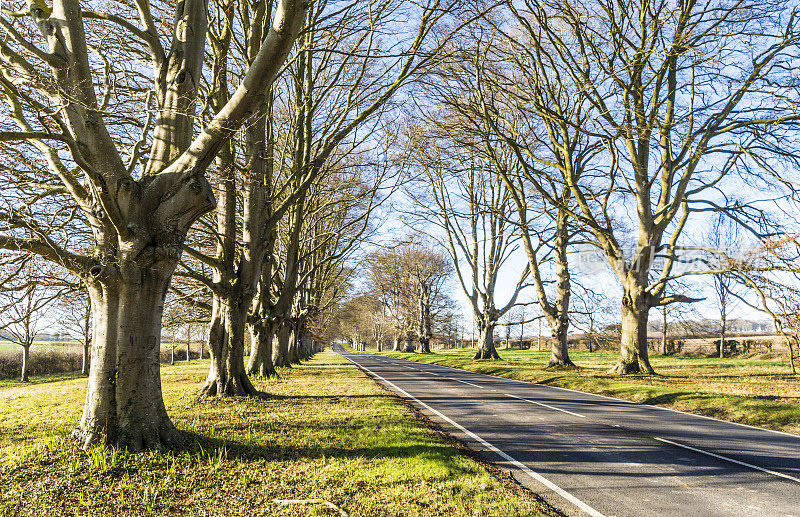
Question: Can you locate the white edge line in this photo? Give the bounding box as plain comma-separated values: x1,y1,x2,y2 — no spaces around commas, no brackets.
372,352,800,440
362,351,800,486
341,353,605,517
504,393,586,418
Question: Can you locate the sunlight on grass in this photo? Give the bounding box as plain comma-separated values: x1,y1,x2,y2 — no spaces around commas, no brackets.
0,351,553,516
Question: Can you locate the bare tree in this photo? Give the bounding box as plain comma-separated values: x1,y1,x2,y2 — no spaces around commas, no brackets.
733,237,800,374
365,243,452,353
0,0,309,447
0,261,60,381
57,286,92,375
478,0,800,374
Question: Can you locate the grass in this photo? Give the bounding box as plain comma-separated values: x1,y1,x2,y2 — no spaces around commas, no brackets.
374,348,800,435
0,351,555,516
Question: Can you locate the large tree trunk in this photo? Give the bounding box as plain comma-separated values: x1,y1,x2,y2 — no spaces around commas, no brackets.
546,210,574,368
287,321,302,364
419,338,432,354
75,273,183,450
20,344,30,382
473,324,500,360
246,320,276,377
610,283,654,374
547,315,575,368
200,295,258,397
392,334,401,351
272,321,292,367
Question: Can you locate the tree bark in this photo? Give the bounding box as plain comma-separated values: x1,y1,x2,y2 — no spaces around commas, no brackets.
419,337,432,354
547,315,574,368
287,321,302,364
200,295,258,397
610,283,654,374
20,344,30,382
75,274,184,450
246,320,276,378
272,321,292,367
546,208,574,368
473,324,500,360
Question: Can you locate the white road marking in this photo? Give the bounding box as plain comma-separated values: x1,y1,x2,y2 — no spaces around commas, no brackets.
653,437,800,484
364,351,800,485
504,393,586,418
450,378,484,389
342,354,605,517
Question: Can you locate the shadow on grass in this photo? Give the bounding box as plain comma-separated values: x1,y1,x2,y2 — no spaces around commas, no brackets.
186,431,469,465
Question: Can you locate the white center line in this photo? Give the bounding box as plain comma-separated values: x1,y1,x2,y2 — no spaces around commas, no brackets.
504,393,586,418
343,355,605,517
653,437,800,484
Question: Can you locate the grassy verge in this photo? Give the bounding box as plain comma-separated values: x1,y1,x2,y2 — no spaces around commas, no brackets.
375,348,800,435
0,351,555,516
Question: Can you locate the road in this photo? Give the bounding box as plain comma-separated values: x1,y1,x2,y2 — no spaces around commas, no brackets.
332,345,800,517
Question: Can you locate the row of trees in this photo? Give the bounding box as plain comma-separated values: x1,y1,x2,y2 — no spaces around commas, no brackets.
338,244,453,354
0,0,481,448
2,0,800,451
387,0,800,374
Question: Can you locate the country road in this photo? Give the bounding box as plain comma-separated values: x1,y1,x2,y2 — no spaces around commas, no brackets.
332,345,800,517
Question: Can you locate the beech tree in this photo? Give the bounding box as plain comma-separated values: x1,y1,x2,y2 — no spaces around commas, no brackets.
480,0,800,373
409,34,580,365
0,0,308,447
169,0,468,393
405,129,529,360
57,286,92,375
366,244,452,352
0,264,58,381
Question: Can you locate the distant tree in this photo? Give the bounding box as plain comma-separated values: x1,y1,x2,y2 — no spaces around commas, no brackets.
0,261,61,381
707,216,743,358
366,243,453,353
735,237,800,374
57,287,92,375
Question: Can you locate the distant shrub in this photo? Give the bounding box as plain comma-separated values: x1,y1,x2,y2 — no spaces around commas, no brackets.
0,347,83,380
0,343,206,380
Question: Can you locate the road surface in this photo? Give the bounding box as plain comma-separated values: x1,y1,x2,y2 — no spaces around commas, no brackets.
333,345,800,516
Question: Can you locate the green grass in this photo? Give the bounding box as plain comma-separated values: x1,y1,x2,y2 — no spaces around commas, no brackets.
374,348,800,435
0,351,555,516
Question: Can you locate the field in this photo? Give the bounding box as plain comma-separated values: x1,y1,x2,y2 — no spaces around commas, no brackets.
376,348,800,435
0,351,555,516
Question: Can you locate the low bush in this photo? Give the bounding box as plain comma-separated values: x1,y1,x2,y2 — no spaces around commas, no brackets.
1,343,207,380
0,347,83,380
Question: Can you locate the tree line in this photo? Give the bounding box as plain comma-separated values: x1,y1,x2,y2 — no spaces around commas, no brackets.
1,0,800,451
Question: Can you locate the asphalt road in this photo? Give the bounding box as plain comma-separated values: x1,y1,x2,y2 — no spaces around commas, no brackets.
332,345,800,517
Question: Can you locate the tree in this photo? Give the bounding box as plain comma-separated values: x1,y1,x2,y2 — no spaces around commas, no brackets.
480,0,800,374
414,27,582,365
0,260,60,381
365,243,452,352
172,0,467,394
0,0,308,448
707,216,742,358
57,286,92,375
733,236,800,374
405,137,529,359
